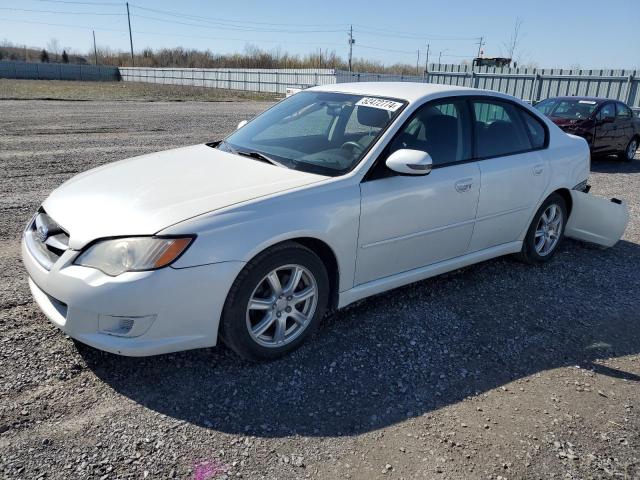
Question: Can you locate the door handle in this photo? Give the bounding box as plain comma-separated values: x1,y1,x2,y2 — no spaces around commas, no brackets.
532,164,544,176
455,179,473,193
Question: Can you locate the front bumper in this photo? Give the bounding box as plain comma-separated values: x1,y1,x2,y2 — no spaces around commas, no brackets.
22,235,245,356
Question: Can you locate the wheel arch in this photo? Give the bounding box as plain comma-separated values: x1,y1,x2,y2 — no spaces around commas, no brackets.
554,187,573,218
237,236,341,312
291,237,340,311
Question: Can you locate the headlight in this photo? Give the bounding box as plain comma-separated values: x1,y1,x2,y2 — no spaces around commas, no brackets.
75,236,194,276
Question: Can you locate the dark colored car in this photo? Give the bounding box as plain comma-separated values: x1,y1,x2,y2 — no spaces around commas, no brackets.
535,97,639,162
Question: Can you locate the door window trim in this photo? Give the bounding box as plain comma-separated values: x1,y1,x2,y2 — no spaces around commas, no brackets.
363,95,550,182
467,96,550,161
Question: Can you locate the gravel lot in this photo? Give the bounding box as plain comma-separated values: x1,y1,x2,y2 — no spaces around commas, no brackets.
1,95,639,480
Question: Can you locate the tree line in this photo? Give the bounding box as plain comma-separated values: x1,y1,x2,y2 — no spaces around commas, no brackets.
1,40,424,75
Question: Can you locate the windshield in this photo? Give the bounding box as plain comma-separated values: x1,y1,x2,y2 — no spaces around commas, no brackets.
535,98,598,120
220,91,405,176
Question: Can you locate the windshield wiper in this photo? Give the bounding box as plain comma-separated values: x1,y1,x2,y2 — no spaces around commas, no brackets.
235,150,284,167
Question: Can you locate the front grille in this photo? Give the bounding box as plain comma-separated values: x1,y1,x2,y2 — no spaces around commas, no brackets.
25,210,70,270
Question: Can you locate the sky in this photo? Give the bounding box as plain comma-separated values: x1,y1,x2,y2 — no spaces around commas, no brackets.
0,0,639,69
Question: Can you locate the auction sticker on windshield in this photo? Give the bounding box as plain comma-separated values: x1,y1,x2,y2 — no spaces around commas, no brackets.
356,97,403,111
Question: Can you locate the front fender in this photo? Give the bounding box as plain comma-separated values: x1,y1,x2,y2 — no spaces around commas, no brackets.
161,181,361,293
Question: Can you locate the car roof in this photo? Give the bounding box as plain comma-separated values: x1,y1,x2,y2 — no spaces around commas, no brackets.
542,96,619,104
308,82,498,103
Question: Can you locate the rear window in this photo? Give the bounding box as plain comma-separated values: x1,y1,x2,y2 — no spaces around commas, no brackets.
520,110,547,149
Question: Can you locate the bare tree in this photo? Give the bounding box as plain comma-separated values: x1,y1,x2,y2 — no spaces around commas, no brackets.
502,18,524,63
47,38,60,61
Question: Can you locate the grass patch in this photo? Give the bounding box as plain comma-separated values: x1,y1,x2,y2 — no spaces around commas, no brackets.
0,79,277,102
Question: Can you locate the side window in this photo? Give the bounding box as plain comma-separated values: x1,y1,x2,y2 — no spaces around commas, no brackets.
472,100,533,158
597,103,615,120
616,102,632,119
388,99,471,166
520,110,547,149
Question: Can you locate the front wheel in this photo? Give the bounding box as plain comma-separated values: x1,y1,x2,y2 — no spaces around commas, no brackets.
621,137,638,162
219,242,329,361
517,193,567,264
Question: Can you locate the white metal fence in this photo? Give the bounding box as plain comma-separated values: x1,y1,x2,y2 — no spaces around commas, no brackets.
119,67,337,94
0,60,120,81
120,65,640,113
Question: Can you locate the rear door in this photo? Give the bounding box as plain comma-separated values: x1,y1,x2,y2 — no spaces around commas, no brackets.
592,102,617,153
615,102,635,150
469,99,549,252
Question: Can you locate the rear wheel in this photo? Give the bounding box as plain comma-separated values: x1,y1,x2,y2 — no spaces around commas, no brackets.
517,193,567,264
219,242,329,361
621,137,638,162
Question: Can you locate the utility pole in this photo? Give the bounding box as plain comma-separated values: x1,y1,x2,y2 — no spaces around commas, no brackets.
424,43,430,76
347,25,354,73
92,30,98,65
438,49,448,65
416,49,420,75
476,36,484,59
126,2,134,66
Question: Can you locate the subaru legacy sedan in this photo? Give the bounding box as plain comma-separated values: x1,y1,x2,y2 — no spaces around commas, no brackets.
22,83,629,361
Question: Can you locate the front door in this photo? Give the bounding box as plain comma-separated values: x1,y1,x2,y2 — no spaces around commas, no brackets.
356,98,480,285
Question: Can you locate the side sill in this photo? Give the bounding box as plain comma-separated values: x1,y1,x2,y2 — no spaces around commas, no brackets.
337,241,522,308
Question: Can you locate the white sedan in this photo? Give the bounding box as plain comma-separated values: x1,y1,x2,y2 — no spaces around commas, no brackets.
22,83,629,360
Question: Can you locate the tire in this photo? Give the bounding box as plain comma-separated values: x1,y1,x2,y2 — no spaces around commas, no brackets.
219,242,329,361
517,193,567,265
620,137,638,162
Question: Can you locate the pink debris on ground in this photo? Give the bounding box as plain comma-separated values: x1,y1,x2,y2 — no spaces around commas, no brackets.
193,460,229,480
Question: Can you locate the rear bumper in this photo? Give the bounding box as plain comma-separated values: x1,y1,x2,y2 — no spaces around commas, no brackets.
565,190,629,247
22,236,245,356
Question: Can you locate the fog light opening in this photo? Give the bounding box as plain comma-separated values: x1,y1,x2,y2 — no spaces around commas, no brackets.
98,314,156,338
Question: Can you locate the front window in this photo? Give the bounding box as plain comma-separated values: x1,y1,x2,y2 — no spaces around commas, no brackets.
219,91,405,176
534,98,598,119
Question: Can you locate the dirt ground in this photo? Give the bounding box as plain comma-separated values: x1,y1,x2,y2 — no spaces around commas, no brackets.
0,86,639,479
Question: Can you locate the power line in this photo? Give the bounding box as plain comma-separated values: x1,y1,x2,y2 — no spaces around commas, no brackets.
0,6,124,16
132,29,346,50
357,44,417,55
33,0,122,5
0,16,126,32
130,12,345,34
354,25,480,41
128,3,347,28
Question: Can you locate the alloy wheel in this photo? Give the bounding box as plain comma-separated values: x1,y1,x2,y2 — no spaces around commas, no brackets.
534,204,563,256
246,264,318,348
627,139,638,161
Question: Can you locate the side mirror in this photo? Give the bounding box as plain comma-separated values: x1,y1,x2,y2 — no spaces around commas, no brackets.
237,120,248,130
385,149,433,175
602,115,615,124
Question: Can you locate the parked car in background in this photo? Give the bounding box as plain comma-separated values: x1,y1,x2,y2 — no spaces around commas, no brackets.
22,83,629,361
535,97,640,162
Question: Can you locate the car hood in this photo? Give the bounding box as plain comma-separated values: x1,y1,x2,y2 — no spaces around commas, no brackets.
43,144,327,249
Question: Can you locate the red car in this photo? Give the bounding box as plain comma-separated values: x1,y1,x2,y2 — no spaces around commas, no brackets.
535,97,639,162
